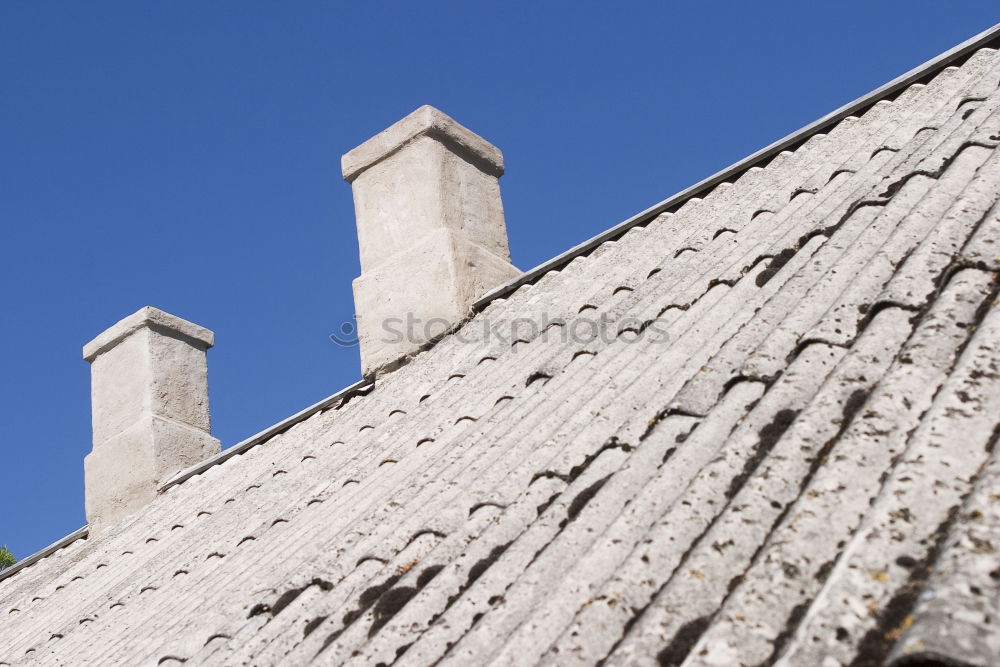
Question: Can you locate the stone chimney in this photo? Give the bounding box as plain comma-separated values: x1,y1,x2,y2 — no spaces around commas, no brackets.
82,307,220,529
342,105,519,376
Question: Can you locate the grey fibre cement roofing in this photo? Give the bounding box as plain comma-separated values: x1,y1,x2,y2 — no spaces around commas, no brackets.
4,41,1000,667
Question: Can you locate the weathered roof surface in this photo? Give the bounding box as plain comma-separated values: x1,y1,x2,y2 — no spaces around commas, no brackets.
4,40,1000,667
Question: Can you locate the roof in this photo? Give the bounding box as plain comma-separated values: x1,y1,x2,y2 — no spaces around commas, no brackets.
4,28,1000,667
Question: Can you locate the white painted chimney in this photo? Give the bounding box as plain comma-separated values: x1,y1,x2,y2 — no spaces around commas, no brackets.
82,307,221,528
342,105,519,376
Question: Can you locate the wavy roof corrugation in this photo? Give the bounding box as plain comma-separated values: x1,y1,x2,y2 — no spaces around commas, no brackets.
2,32,1000,667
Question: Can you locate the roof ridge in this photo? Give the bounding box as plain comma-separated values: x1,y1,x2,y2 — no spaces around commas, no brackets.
472,21,1000,310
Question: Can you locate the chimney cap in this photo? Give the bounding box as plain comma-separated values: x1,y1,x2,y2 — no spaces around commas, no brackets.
83,306,214,362
341,105,504,183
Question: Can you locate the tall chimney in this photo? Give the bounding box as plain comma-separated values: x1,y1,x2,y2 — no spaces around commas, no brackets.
342,105,519,376
82,307,220,529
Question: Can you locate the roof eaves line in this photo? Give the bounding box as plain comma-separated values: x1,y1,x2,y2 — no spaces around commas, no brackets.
0,526,88,585
472,21,1000,311
158,377,374,493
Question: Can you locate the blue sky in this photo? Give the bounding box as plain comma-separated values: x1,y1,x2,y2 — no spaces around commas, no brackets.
1,2,997,558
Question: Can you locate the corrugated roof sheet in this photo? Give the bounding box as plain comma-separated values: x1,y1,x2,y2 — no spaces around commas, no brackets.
3,38,1000,667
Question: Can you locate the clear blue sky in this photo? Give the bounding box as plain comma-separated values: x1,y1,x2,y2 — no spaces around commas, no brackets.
1,2,997,559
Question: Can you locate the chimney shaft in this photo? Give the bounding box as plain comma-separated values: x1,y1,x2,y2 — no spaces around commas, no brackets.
343,105,519,376
83,307,220,529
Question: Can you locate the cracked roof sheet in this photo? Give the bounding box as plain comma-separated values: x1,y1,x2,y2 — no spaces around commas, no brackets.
3,37,1000,667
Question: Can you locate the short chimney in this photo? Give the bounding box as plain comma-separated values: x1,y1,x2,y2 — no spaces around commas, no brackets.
342,105,519,376
82,307,220,528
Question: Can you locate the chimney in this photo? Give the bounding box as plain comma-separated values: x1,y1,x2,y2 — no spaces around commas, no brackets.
342,105,519,376
82,307,220,529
